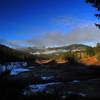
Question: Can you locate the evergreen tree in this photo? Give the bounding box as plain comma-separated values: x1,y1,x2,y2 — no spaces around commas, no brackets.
86,0,100,28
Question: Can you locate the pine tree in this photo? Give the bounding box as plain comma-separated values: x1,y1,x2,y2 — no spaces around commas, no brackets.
86,0,100,28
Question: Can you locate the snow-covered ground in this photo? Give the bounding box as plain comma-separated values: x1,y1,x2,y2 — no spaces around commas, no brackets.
0,62,28,75
10,68,30,75
23,82,61,95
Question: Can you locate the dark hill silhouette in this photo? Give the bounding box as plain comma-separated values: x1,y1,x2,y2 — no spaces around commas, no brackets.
0,44,35,64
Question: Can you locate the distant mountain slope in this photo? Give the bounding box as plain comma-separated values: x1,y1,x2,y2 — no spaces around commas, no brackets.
63,44,91,50
17,47,44,53
18,44,91,54
0,44,35,63
44,44,91,51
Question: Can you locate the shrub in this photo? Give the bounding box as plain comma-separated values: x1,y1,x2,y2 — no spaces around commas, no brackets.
96,52,100,61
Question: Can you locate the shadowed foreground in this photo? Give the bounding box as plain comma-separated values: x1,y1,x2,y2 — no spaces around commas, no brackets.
1,61,100,100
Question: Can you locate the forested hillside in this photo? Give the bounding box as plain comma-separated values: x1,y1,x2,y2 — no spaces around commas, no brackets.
0,44,35,63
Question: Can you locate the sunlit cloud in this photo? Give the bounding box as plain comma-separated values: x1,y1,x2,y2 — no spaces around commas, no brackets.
5,21,100,48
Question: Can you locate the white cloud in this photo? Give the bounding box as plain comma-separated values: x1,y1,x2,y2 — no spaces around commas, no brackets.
7,24,100,48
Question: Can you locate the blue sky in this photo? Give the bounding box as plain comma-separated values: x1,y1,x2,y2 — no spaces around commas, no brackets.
0,0,99,48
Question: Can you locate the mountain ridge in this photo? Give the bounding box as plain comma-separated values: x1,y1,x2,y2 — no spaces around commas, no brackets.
18,44,91,54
